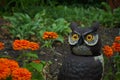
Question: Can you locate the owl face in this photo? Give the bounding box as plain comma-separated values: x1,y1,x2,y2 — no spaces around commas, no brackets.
68,22,101,56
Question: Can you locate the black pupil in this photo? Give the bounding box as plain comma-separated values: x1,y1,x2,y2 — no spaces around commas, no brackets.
88,36,91,39
74,36,77,39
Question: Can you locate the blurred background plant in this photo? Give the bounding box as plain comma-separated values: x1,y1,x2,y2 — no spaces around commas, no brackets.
3,12,42,40
2,12,71,48
1,0,120,28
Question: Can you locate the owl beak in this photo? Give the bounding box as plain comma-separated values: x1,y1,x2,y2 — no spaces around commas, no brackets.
72,45,93,56
78,37,84,45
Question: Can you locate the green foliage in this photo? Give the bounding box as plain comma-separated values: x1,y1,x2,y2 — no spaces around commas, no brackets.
16,51,39,67
2,2,120,28
41,40,54,48
47,18,70,42
41,3,119,28
97,2,120,27
3,13,42,39
51,18,70,42
113,8,120,26
37,18,70,48
25,62,45,80
113,53,120,80
103,53,120,80
3,12,70,48
25,61,51,80
50,4,120,27
98,2,115,27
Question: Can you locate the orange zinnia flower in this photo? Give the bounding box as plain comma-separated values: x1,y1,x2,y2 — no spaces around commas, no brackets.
0,58,19,73
114,36,120,42
43,32,58,40
0,63,11,80
112,42,120,52
0,42,4,50
0,59,11,80
12,68,31,80
20,40,30,50
13,40,23,50
13,40,30,50
0,58,9,65
103,45,113,58
13,40,40,51
7,59,20,72
29,42,39,50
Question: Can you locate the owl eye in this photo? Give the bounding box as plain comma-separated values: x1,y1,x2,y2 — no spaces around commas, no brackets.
85,34,94,42
72,34,79,41
84,33,98,46
68,33,79,45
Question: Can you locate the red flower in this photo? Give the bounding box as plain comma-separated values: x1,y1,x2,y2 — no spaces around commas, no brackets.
102,45,113,58
12,68,31,80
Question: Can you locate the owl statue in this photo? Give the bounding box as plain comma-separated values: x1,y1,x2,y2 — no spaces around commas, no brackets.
58,22,104,80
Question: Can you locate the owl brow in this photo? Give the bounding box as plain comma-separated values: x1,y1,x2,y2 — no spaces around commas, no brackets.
73,31,80,35
83,30,96,36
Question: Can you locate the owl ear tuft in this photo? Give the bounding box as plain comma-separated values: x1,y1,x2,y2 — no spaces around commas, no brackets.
91,22,100,31
69,22,78,31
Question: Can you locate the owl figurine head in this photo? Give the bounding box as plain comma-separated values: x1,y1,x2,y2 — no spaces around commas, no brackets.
68,22,101,56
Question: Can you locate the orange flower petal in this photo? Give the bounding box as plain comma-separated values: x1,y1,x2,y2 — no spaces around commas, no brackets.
7,59,20,72
103,45,113,58
115,36,120,42
0,63,11,80
29,42,39,50
42,31,58,40
13,40,40,50
12,68,31,80
0,58,11,80
112,42,120,52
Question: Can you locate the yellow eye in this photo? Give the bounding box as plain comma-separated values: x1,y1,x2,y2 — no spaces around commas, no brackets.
72,34,79,41
86,34,94,41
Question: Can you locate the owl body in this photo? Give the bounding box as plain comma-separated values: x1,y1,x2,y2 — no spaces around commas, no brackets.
58,22,104,80
58,54,103,80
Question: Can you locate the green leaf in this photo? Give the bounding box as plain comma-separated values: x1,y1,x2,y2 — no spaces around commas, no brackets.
24,52,39,59
25,63,45,80
56,35,64,43
30,62,44,72
34,12,42,20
